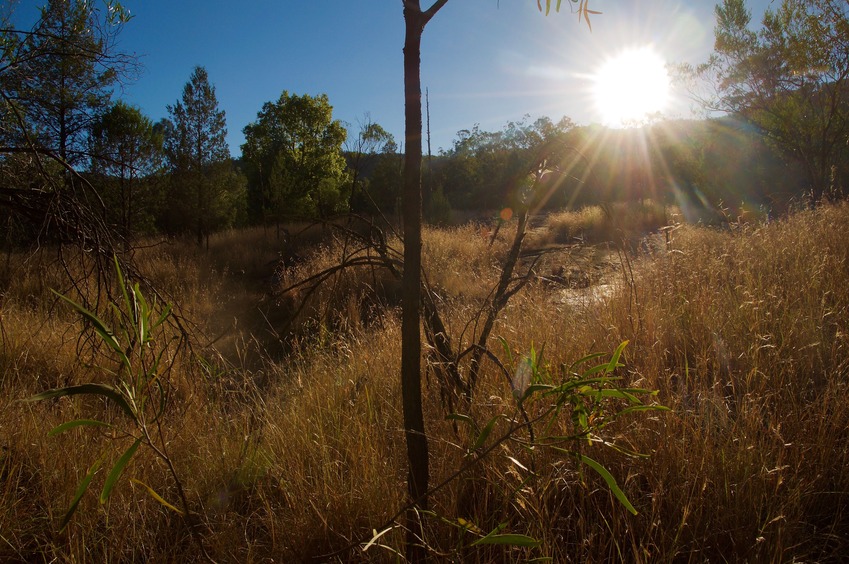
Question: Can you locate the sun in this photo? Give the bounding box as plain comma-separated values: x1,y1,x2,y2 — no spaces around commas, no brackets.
591,46,671,127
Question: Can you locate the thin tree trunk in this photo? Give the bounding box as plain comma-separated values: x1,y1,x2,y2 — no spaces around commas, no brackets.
402,5,429,558
401,3,448,559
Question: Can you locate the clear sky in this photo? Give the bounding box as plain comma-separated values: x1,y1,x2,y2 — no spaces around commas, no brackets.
17,0,777,156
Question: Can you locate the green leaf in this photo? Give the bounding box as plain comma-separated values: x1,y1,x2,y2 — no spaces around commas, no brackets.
135,283,151,344
48,419,111,436
549,376,620,396
566,352,606,374
446,413,475,426
606,340,629,373
59,457,102,531
585,389,641,403
472,533,541,547
522,383,554,402
151,303,172,332
52,290,129,368
497,335,513,365
115,254,133,325
577,454,637,515
100,438,141,504
471,415,500,451
24,383,136,421
618,404,671,416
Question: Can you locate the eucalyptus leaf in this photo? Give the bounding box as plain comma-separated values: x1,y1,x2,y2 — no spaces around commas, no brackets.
471,415,500,452
24,383,136,421
100,438,141,503
577,453,637,515
471,533,541,547
48,419,111,436
59,458,102,531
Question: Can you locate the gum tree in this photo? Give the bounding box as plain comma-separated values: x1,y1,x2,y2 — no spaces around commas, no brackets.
691,0,849,203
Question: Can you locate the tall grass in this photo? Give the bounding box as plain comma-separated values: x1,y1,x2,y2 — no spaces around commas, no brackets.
540,199,669,246
2,204,848,561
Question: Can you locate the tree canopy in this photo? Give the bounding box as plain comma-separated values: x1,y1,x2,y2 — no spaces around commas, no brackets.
241,91,348,222
692,0,849,202
89,101,164,243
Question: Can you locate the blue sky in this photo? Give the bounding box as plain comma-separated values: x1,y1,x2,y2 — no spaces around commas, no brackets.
17,0,776,156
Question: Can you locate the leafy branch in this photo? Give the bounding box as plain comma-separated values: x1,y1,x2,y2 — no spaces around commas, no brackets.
22,256,213,561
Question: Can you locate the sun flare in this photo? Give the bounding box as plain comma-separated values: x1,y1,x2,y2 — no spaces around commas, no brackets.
592,46,670,127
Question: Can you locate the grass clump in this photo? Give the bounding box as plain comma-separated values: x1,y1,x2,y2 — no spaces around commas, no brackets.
541,199,669,246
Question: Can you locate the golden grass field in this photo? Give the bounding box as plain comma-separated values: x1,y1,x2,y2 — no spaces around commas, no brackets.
1,203,848,562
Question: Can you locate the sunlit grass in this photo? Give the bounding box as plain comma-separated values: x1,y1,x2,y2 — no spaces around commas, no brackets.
2,204,848,561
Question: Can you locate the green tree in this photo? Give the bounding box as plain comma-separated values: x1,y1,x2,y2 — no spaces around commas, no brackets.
241,91,348,226
437,116,576,210
164,66,244,246
9,0,135,167
89,101,164,244
692,0,849,202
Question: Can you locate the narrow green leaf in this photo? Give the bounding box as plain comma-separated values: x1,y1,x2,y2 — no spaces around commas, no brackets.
59,458,102,531
446,413,475,426
151,303,172,331
24,383,136,421
100,438,141,504
135,283,150,344
52,290,125,361
577,453,637,515
472,533,541,547
586,389,641,403
471,415,500,451
524,383,554,396
549,376,620,395
130,478,184,515
497,336,514,366
566,352,606,374
114,255,135,326
619,404,671,416
48,419,111,436
606,340,629,373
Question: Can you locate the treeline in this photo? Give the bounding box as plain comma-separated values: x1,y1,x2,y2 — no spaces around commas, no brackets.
418,116,807,224
1,0,845,250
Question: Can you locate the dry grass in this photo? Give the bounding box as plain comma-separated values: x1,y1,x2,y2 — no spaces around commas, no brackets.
541,200,669,246
2,204,849,561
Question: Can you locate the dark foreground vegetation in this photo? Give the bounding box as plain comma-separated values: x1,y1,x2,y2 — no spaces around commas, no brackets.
2,202,848,562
